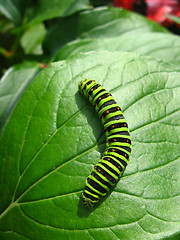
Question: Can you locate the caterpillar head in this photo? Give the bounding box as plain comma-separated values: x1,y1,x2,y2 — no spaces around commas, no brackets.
81,192,96,208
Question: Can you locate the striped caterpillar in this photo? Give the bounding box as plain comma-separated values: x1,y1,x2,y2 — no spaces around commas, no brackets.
79,79,132,208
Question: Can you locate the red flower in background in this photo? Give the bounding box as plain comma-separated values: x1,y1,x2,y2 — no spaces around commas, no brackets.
146,0,180,26
113,0,136,10
113,0,180,27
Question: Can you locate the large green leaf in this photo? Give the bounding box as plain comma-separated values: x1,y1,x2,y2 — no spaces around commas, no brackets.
0,51,180,240
55,33,180,64
43,7,169,56
0,61,41,134
29,0,90,24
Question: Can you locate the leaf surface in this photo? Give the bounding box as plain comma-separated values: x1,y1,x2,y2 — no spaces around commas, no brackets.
0,61,41,134
55,33,180,64
0,51,180,240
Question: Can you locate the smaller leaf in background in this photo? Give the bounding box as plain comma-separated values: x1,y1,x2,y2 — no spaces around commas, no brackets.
166,14,180,24
0,17,14,33
29,0,91,24
78,7,169,39
0,0,29,26
0,61,41,134
44,7,169,57
20,23,46,55
55,32,180,65
43,14,79,56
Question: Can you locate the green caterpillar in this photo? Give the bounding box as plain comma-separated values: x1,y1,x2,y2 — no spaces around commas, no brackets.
79,79,132,208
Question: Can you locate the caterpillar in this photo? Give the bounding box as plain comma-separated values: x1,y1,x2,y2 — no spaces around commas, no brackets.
79,79,132,208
